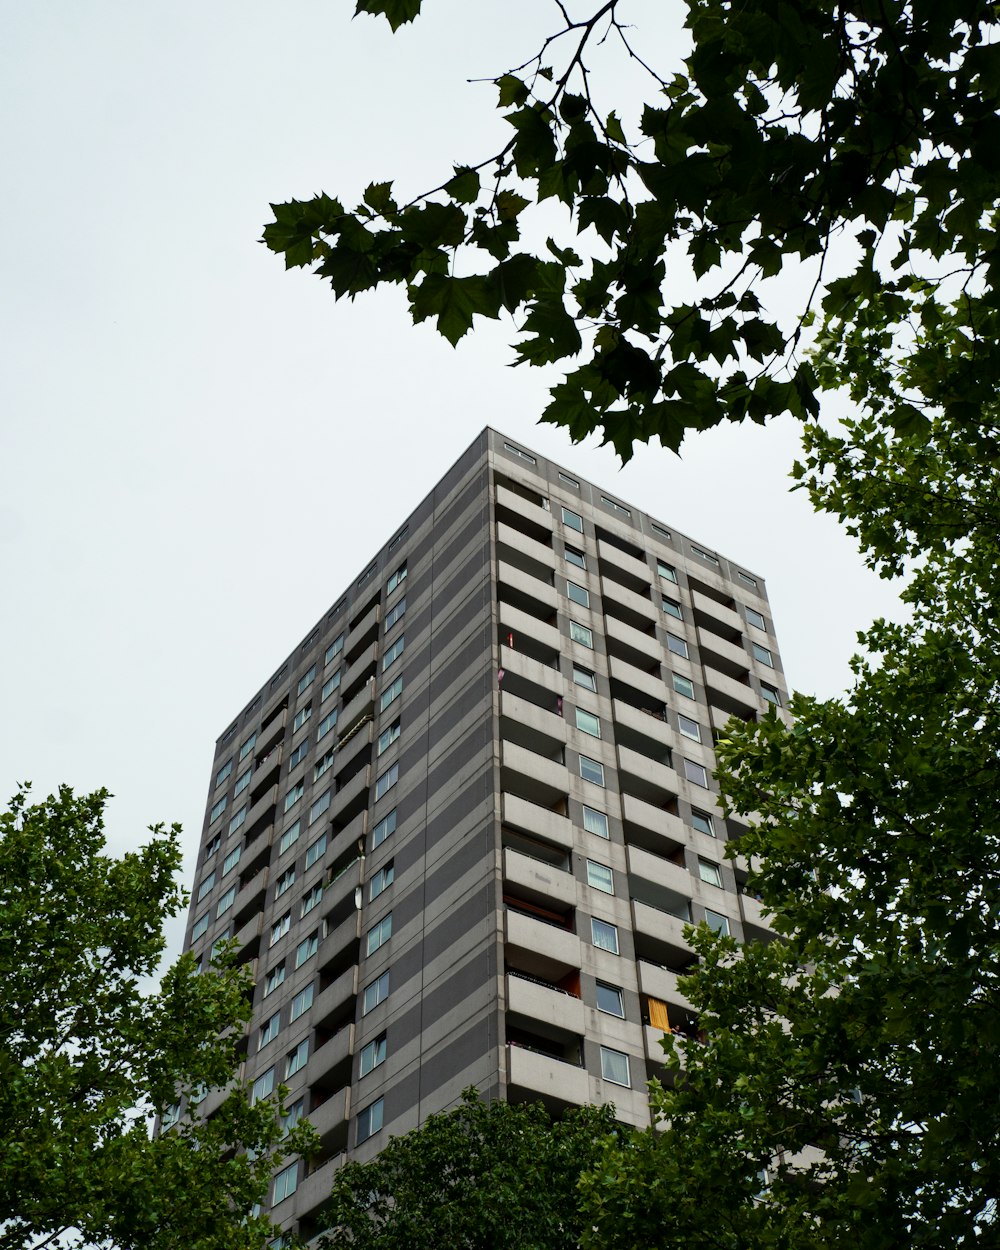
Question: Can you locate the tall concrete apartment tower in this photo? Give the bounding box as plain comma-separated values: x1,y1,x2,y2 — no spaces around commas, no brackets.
182,429,788,1238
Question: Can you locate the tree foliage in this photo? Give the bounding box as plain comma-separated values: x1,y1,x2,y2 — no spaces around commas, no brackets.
264,0,1000,456
577,402,1000,1248
319,1091,620,1249
0,786,314,1250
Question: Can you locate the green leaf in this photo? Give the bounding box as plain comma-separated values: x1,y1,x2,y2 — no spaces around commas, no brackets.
445,166,480,205
496,74,529,107
408,273,500,345
353,0,422,32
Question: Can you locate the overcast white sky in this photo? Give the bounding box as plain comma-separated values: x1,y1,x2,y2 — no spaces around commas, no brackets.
0,1,903,953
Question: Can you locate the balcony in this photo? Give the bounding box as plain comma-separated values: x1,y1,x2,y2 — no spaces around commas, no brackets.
341,641,378,702
600,576,656,629
636,959,694,1012
498,601,561,660
329,764,370,829
324,857,364,928
618,745,676,804
249,746,281,805
254,707,287,763
319,911,362,981
506,1043,589,1108
308,1085,351,1153
499,691,566,749
313,964,359,1032
613,699,672,751
697,630,750,677
244,784,278,841
608,654,668,706
501,792,573,851
739,892,775,944
232,867,268,929
345,602,380,663
597,538,650,592
503,846,576,910
333,719,374,780
499,645,561,695
626,844,692,900
691,589,742,640
605,614,661,668
504,908,579,977
338,678,376,740
232,912,263,965
498,560,558,615
644,1024,671,1066
501,741,568,807
506,973,585,1034
702,666,756,720
311,1023,355,1089
631,900,695,967
496,521,555,574
622,793,686,856
496,483,553,538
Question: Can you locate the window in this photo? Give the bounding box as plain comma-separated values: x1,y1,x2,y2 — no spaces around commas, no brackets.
745,607,766,631
587,860,614,894
366,913,393,955
317,708,338,740
377,720,401,755
389,524,408,551
239,733,256,762
272,1162,298,1206
752,642,774,667
301,883,323,916
372,808,396,849
387,562,407,594
575,708,601,738
691,545,719,566
565,545,586,570
314,747,335,780
204,833,221,859
672,673,695,699
503,441,536,463
290,984,314,1021
222,844,241,876
359,1034,387,1077
761,683,781,706
601,495,631,517
305,832,327,869
270,913,290,946
215,760,233,788
691,809,716,837
234,768,252,797
325,634,344,665
275,868,296,898
382,635,405,671
198,872,216,901
570,621,594,648
657,560,677,583
210,930,230,959
573,664,597,692
684,759,709,788
384,595,406,630
567,580,590,608
705,909,730,935
293,705,312,733
562,505,583,532
699,859,723,887
662,596,683,620
380,676,403,712
285,1039,309,1078
375,763,399,801
583,805,609,838
363,971,390,1014
297,665,316,696
579,755,605,786
279,821,301,855
309,789,331,825
596,982,625,1018
322,669,341,701
666,633,689,659
228,806,247,835
192,911,209,941
284,783,304,813
251,1068,275,1104
259,1012,280,1050
210,796,227,823
600,1046,631,1086
591,917,619,954
357,1097,384,1144
289,739,310,770
369,862,394,900
264,964,286,996
283,1098,304,1134
559,470,580,488
216,886,236,918
295,932,319,968
737,570,758,588
357,560,377,585
678,714,701,742
161,1103,180,1130
651,522,671,539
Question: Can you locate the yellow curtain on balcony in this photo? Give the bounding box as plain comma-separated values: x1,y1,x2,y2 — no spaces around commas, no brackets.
648,997,671,1031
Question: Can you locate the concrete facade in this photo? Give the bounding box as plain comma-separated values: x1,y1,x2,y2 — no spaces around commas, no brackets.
179,429,788,1239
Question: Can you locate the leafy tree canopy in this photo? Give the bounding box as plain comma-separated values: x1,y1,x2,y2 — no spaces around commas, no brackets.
0,786,315,1250
319,1091,620,1249
264,0,1000,457
578,401,1000,1248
